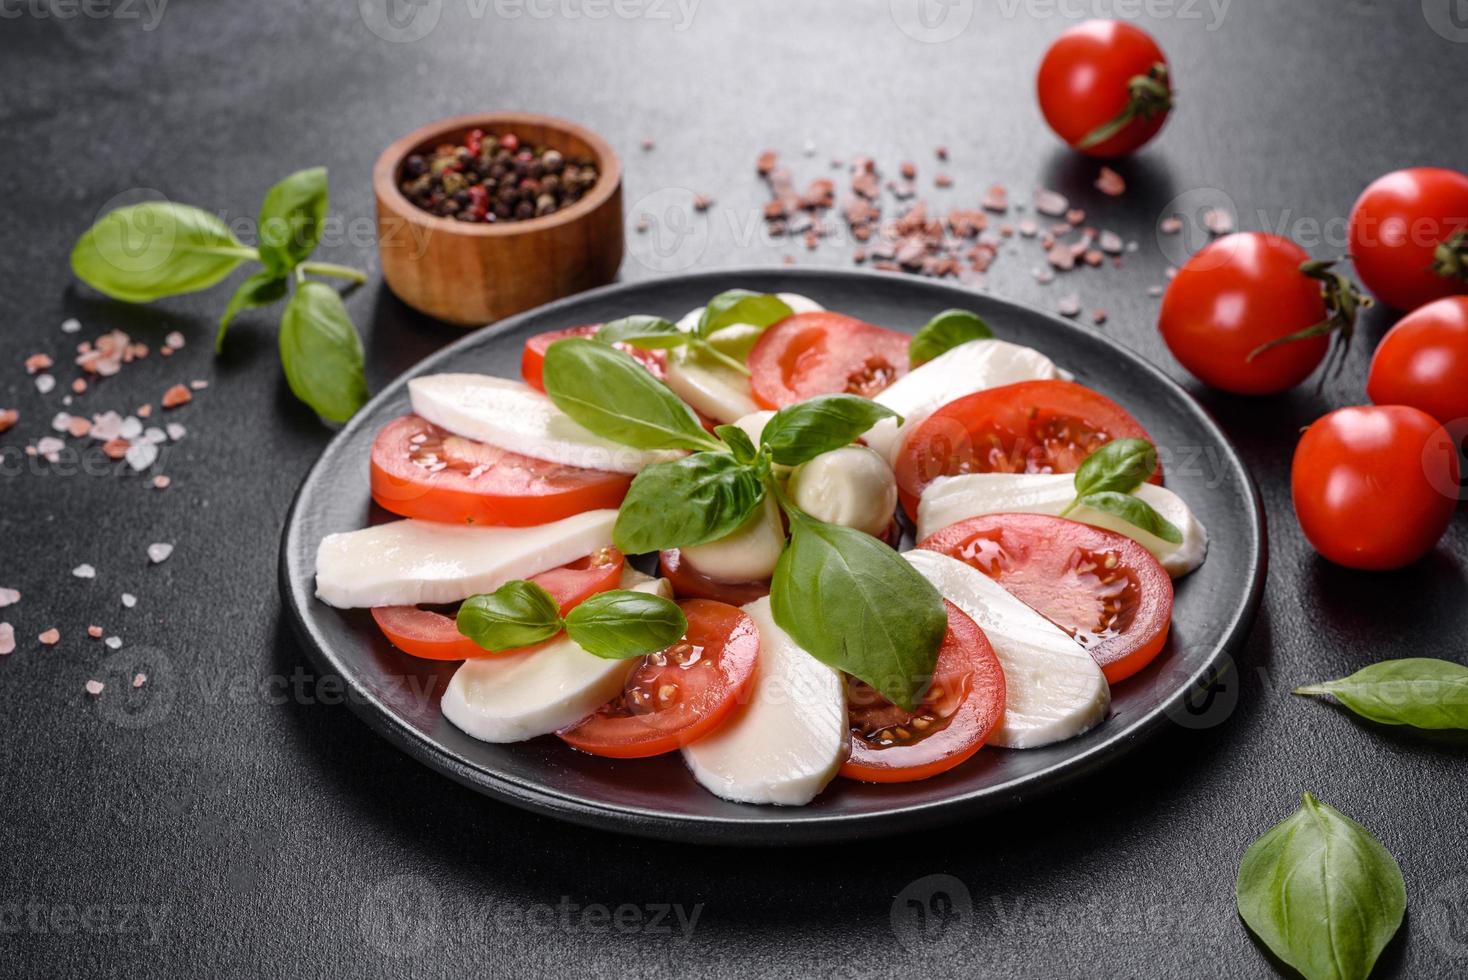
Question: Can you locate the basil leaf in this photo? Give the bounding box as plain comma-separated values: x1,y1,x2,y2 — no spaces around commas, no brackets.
1074,439,1159,497
1295,658,1468,730
216,271,289,353
714,425,759,465
614,454,765,554
457,581,564,652
771,512,948,711
564,590,688,659
71,202,250,302
596,315,689,350
908,308,994,366
1079,491,1184,544
761,395,900,467
696,290,793,338
1236,793,1406,980
257,167,328,275
278,281,369,423
542,338,721,452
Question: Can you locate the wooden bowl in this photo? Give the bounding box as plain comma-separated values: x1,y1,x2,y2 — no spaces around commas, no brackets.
373,112,623,326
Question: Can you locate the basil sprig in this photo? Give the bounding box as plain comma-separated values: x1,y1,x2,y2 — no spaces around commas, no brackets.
1236,793,1406,980
1295,658,1468,730
761,395,900,466
696,289,793,338
595,289,792,378
70,168,369,423
457,581,687,660
908,308,994,367
1059,439,1183,544
614,453,766,555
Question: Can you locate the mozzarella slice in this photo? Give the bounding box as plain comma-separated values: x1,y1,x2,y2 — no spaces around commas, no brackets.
679,495,787,583
408,373,680,474
314,509,616,608
665,347,760,424
788,446,897,538
732,410,776,447
864,340,1065,463
682,597,848,805
441,570,671,743
903,550,1110,749
916,472,1208,577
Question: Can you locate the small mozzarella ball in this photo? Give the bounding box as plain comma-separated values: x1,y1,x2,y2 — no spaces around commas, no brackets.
680,496,786,583
732,410,776,448
788,446,898,538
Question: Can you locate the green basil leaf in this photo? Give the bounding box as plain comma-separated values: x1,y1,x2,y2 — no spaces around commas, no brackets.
908,308,994,366
71,202,250,302
614,454,765,554
216,271,289,353
456,580,564,652
1295,658,1468,730
1078,491,1184,544
714,425,759,465
1236,793,1406,980
564,589,688,659
542,338,721,452
696,290,793,338
257,167,329,275
1074,438,1159,497
771,513,948,711
761,395,900,467
278,281,369,423
596,315,689,350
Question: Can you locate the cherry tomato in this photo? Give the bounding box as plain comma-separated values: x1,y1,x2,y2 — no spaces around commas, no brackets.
1348,167,1468,311
893,379,1158,519
558,600,761,758
521,324,668,392
1291,406,1459,571
370,414,631,526
840,600,1005,783
747,312,911,409
920,513,1173,683
658,549,771,605
371,548,626,661
1368,297,1468,428
1036,20,1172,157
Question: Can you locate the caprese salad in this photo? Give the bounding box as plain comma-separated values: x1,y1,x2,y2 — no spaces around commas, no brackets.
314,290,1210,806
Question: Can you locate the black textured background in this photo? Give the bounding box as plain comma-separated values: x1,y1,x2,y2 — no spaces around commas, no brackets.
3,2,1466,977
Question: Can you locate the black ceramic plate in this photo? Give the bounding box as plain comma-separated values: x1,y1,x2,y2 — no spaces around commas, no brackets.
280,268,1265,845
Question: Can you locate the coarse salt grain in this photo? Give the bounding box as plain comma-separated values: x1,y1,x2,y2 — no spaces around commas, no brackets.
0,409,17,434
121,593,137,608
52,412,72,432
37,437,64,462
119,416,143,440
85,680,104,697
166,423,186,441
148,543,174,564
88,625,104,638
189,380,208,391
161,385,192,408
0,588,18,607
36,374,56,394
39,628,60,646
61,318,81,334
73,564,96,579
165,331,185,349
0,623,13,655
152,475,170,490
105,637,122,650
132,673,147,688
125,441,159,472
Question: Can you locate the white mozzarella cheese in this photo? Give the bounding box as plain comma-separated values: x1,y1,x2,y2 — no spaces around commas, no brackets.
732,410,776,448
314,509,617,608
673,292,824,332
903,549,1110,749
664,347,760,424
682,597,848,805
787,446,897,538
916,472,1208,577
679,496,787,583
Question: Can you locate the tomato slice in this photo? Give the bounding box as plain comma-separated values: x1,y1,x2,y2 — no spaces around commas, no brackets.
557,599,761,758
840,600,1005,784
521,324,668,392
919,513,1173,684
894,379,1159,518
747,312,912,409
658,549,772,605
370,414,632,526
371,548,626,661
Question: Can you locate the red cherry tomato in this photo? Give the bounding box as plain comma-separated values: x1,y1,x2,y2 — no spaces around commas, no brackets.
919,514,1174,684
369,415,631,526
1368,297,1468,427
371,548,626,661
1036,20,1172,157
840,600,1006,784
521,324,668,392
747,312,911,409
1348,167,1468,311
658,549,771,605
893,379,1158,519
558,600,761,758
1291,406,1459,571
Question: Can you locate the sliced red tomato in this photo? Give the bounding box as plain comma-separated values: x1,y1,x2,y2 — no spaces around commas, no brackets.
558,599,761,758
521,324,668,392
370,414,632,526
893,380,1158,518
747,312,911,408
371,548,626,661
840,600,1005,784
920,514,1173,684
659,549,772,605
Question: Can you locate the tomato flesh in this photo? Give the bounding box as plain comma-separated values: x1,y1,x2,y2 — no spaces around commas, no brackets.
1349,167,1468,311
920,513,1173,684
371,548,625,661
521,324,668,392
659,549,772,605
1036,20,1170,158
840,600,1006,783
370,414,632,526
748,312,911,409
558,600,761,758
